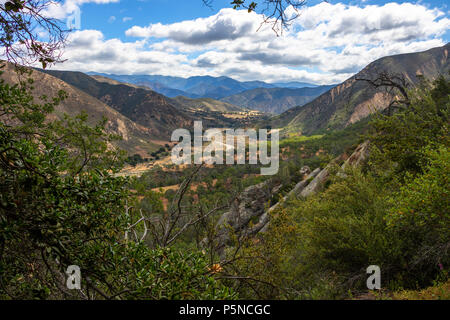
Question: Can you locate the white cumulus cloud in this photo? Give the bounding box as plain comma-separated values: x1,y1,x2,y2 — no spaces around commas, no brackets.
53,2,449,84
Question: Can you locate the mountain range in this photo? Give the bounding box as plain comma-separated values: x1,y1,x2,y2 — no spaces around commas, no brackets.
86,72,319,100
86,72,329,114
221,86,334,114
2,43,448,157
1,64,256,156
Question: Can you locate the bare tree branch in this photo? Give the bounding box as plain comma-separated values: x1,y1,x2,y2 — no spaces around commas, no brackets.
203,0,307,35
355,70,411,115
0,0,67,68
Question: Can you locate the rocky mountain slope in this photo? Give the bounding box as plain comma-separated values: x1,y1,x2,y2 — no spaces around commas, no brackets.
213,141,370,255
170,96,244,112
40,69,194,140
221,85,334,114
0,62,160,156
269,43,450,134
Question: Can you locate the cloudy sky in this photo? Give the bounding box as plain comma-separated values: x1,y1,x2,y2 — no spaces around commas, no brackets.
41,0,450,84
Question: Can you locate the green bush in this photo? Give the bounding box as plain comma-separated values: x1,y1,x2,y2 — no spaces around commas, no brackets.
369,76,449,175
386,145,449,285
0,70,235,300
231,77,449,299
288,168,403,295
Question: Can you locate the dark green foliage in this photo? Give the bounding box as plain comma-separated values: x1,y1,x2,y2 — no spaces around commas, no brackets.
386,145,449,283
232,77,449,299
368,76,449,175
0,69,235,300
127,153,146,166
288,169,403,295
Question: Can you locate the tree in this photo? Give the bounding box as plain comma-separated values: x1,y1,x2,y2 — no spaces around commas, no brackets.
355,71,411,115
0,0,236,300
0,0,67,68
0,64,236,300
368,76,449,175
386,144,450,284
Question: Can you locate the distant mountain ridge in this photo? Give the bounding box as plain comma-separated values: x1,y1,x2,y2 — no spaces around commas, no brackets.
90,74,245,113
271,81,319,88
41,68,256,136
86,72,319,99
270,43,450,134
221,86,335,114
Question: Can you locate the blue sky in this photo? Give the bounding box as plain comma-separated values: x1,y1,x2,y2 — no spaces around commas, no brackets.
79,0,450,41
43,0,450,84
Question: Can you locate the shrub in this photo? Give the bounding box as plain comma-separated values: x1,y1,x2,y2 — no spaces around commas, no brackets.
386,145,449,286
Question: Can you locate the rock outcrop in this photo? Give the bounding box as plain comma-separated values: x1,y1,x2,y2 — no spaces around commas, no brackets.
211,167,322,253
299,168,330,198
258,167,321,233
212,179,280,254
211,141,371,254
342,141,370,168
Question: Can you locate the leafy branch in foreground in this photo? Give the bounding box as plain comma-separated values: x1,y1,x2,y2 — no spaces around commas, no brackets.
0,67,236,300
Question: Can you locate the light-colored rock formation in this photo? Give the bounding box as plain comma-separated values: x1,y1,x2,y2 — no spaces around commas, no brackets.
342,141,370,169
299,166,311,176
212,179,279,254
300,141,370,198
299,167,330,198
211,141,371,253
252,168,322,234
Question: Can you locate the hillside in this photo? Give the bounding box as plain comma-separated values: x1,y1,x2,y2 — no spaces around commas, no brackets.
91,74,245,113
144,82,193,98
221,85,334,114
90,74,148,89
180,76,274,99
40,69,194,140
270,43,450,134
170,96,244,112
89,74,196,98
0,63,161,156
